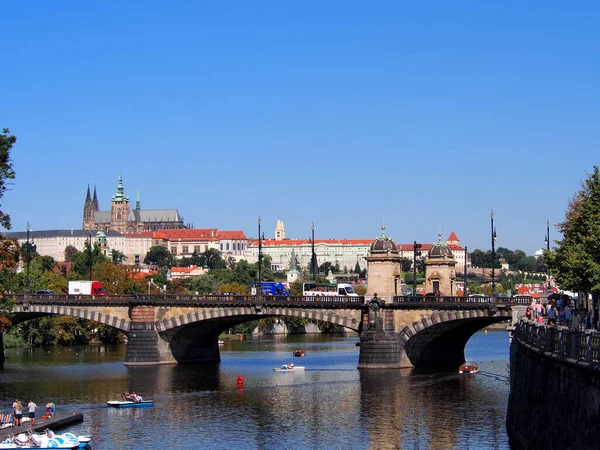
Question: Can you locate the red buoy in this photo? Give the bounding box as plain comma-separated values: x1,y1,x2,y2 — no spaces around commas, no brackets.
237,375,244,386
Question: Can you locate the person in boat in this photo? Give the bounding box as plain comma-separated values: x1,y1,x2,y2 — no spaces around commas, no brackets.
287,362,295,369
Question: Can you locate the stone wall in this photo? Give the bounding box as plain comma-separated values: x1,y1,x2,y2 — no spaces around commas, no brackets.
507,321,600,449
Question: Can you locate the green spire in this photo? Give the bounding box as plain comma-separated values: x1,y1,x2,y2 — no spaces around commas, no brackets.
111,174,129,202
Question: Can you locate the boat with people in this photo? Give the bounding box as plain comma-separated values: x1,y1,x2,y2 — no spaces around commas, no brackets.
273,362,306,372
107,392,154,408
293,349,306,357
458,362,479,374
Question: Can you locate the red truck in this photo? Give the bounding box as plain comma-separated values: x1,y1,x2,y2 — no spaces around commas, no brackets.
68,281,108,296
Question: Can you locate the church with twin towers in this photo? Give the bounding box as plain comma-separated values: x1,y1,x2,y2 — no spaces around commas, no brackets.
82,175,186,233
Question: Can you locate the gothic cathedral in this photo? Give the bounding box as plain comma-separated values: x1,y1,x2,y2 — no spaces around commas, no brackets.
82,175,186,233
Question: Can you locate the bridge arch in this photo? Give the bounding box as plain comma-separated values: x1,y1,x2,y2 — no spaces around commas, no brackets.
397,309,510,368
11,304,130,332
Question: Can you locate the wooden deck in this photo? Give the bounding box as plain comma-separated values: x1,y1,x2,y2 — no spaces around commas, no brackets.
0,411,83,441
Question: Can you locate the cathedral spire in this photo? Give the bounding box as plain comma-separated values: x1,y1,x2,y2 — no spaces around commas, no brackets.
85,184,91,202
92,185,99,210
136,189,140,211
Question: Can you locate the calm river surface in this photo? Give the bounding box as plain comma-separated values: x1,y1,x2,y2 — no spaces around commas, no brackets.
0,331,511,449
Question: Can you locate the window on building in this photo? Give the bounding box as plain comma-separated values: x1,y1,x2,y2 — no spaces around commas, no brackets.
226,243,230,251
182,246,189,254
220,243,223,251
171,246,177,254
194,246,201,253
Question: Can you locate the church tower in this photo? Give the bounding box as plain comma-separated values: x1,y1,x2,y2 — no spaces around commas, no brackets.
110,175,130,233
82,185,98,230
275,218,286,241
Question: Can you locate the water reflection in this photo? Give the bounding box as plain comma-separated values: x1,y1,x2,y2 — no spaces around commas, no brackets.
0,333,511,449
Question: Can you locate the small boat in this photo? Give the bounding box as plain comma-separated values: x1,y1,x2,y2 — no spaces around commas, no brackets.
293,349,306,357
218,340,225,344
273,364,306,372
458,362,479,374
107,399,154,408
0,429,83,449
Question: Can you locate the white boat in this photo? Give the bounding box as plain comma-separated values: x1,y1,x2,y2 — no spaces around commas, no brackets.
107,399,154,408
273,365,306,372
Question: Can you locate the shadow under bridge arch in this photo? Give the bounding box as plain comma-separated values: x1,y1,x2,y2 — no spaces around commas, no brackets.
399,310,510,370
156,306,362,364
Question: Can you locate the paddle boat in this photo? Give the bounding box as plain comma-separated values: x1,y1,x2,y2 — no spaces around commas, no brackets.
273,363,306,372
0,429,83,449
293,349,306,357
458,362,479,374
107,399,154,408
107,392,154,408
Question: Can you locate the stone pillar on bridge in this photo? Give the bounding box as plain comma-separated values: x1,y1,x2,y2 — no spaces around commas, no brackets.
424,233,456,296
358,296,405,369
124,306,175,366
359,230,408,369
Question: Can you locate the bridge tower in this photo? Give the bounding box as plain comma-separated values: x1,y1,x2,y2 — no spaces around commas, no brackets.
359,228,406,369
425,233,456,296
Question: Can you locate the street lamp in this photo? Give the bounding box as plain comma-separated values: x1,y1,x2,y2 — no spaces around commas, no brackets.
88,232,93,281
491,210,497,295
311,223,317,281
412,241,422,297
545,219,551,290
257,217,262,285
464,246,468,297
25,223,31,294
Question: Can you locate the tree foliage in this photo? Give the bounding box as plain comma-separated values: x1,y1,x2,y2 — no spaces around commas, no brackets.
0,128,16,230
144,245,174,268
547,166,600,303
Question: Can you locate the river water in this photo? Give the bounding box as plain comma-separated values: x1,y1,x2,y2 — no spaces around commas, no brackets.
0,331,511,449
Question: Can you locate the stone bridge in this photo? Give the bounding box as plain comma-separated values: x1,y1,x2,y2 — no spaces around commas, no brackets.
0,294,522,368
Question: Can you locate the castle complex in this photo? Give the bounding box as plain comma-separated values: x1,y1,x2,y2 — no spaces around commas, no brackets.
82,175,185,233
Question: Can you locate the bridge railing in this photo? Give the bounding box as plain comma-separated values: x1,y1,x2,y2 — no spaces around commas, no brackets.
9,293,366,307
515,320,600,363
390,295,530,305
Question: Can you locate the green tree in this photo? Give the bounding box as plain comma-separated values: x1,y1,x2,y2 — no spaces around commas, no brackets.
548,166,600,309
144,245,174,268
111,249,127,265
0,128,16,230
20,241,38,263
199,248,226,270
71,242,109,279
64,245,78,262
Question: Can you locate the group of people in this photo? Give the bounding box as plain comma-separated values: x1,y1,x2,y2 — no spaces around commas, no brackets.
121,392,143,403
11,399,38,427
525,297,596,329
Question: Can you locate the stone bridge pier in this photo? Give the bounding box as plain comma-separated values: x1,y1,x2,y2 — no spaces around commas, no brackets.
358,301,511,370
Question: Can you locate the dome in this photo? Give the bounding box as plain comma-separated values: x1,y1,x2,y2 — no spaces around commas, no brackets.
428,232,454,258
370,226,398,253
428,245,453,258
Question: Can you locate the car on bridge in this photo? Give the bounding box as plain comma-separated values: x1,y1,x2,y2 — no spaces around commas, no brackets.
35,289,59,295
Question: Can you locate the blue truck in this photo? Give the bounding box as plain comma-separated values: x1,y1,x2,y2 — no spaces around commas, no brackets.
251,281,290,296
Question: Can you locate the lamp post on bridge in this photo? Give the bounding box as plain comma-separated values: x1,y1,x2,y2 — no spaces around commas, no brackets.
545,219,551,290
491,210,497,295
25,223,31,294
464,246,468,298
88,232,93,281
257,217,262,287
412,241,422,296
311,223,317,281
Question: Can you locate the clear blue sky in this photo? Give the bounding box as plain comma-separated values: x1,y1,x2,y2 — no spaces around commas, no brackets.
2,1,599,254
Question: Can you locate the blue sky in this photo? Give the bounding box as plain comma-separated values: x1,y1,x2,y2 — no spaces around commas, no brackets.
2,1,598,254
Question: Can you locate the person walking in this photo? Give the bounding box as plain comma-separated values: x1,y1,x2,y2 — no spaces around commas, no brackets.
27,400,37,427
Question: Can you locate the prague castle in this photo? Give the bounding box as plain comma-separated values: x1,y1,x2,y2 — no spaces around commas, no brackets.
82,175,185,233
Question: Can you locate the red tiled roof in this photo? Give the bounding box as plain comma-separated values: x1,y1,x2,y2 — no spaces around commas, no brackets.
217,230,247,240
447,231,459,241
170,266,202,274
248,239,375,247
